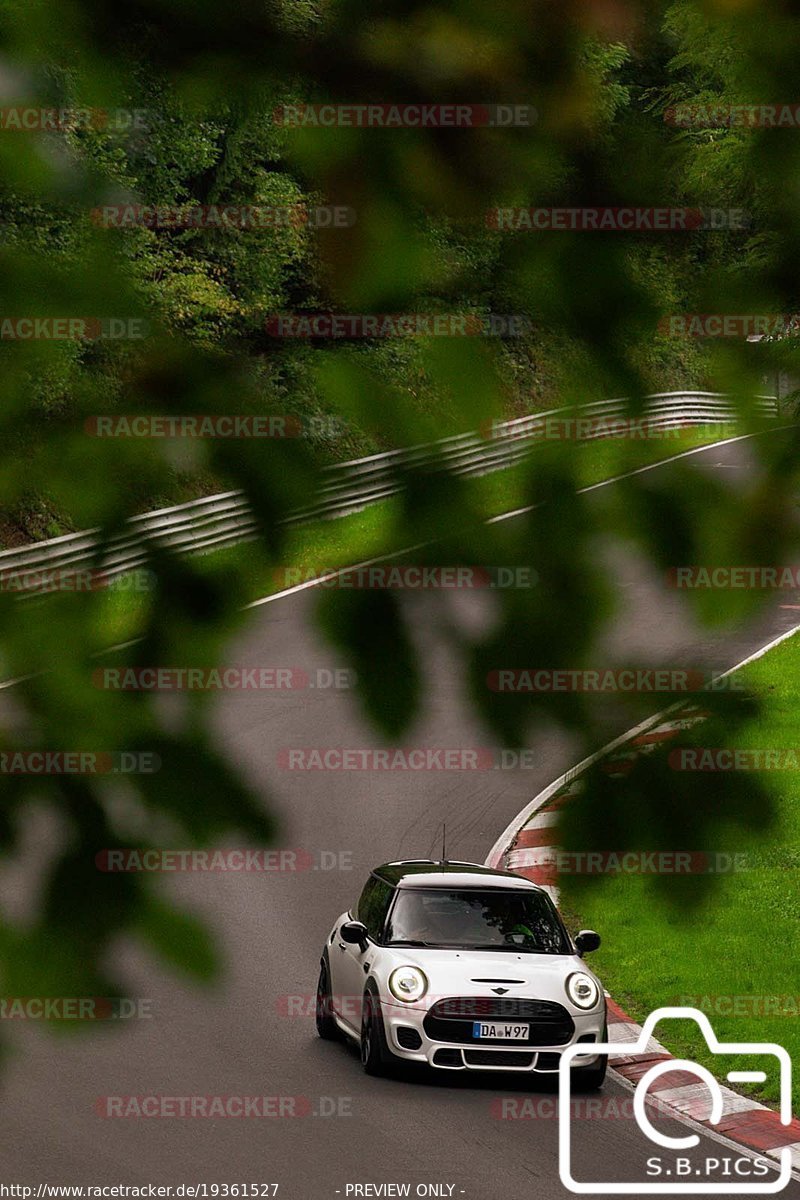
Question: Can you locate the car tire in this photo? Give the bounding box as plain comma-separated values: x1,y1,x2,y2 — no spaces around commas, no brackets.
572,1054,607,1091
571,1023,608,1091
315,953,338,1041
360,987,393,1077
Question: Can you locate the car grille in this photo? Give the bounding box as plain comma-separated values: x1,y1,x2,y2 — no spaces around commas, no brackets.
463,1049,535,1068
535,1051,561,1071
432,1048,463,1067
430,996,563,1020
424,996,574,1047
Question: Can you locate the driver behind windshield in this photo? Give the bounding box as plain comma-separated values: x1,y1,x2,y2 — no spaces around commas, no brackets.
386,889,566,953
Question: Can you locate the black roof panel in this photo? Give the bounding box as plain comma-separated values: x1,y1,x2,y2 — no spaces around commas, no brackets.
372,860,539,889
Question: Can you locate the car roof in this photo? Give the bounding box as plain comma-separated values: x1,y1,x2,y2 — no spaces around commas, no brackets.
372,860,543,891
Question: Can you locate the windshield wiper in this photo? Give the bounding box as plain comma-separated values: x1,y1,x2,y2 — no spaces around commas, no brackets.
466,944,553,953
388,940,563,953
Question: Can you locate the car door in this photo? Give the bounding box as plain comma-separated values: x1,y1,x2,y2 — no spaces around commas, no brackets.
331,917,366,1033
332,876,394,1033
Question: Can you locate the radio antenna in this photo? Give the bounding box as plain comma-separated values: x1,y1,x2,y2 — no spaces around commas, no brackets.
441,823,446,864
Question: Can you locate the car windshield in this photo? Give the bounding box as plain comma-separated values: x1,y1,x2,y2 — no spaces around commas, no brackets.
385,888,568,954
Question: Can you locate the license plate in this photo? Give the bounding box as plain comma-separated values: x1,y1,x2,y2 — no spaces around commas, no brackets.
472,1021,529,1041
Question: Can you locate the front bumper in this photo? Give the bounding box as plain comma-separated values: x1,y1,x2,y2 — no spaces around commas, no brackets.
382,999,606,1072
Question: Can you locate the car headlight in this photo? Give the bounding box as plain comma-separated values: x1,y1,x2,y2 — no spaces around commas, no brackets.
388,966,428,1003
566,971,600,1010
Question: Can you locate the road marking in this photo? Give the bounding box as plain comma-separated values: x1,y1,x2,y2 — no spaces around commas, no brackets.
249,426,796,607
3,428,790,698
485,617,800,870
0,422,796,1176
484,585,800,1178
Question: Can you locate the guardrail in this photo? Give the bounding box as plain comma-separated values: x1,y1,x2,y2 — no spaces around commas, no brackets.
0,391,779,589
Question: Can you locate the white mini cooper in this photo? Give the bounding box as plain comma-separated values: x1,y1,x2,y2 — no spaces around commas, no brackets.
316,860,607,1085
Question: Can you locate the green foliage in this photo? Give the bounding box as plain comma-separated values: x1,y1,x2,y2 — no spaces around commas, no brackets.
0,0,798,1022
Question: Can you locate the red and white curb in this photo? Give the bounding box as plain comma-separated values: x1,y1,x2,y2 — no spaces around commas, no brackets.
485,698,800,1176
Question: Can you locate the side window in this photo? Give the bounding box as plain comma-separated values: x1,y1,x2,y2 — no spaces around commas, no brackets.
356,877,394,942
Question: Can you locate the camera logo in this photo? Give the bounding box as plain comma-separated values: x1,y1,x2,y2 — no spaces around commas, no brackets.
558,1007,793,1194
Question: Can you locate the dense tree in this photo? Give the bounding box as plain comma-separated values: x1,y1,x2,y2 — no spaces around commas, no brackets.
0,0,797,1009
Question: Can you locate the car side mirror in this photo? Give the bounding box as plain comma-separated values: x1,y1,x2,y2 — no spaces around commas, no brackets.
341,920,369,950
574,929,601,956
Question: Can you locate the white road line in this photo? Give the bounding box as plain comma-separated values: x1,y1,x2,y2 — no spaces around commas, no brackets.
482,524,800,1174
245,545,429,609
249,427,796,608
710,619,800,679
0,422,795,1181
0,672,38,691
4,429,787,698
485,620,800,871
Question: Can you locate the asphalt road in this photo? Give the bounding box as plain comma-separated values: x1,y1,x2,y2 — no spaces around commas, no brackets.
2,431,799,1198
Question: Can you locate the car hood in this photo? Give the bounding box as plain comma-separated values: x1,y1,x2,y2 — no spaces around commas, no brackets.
380,947,603,1014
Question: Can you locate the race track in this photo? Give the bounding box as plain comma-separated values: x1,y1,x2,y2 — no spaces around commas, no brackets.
3,432,799,1198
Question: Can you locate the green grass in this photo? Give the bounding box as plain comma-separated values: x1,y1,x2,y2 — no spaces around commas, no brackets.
473,424,720,510
562,630,800,1113
95,491,402,646
95,421,794,1111
97,424,725,645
